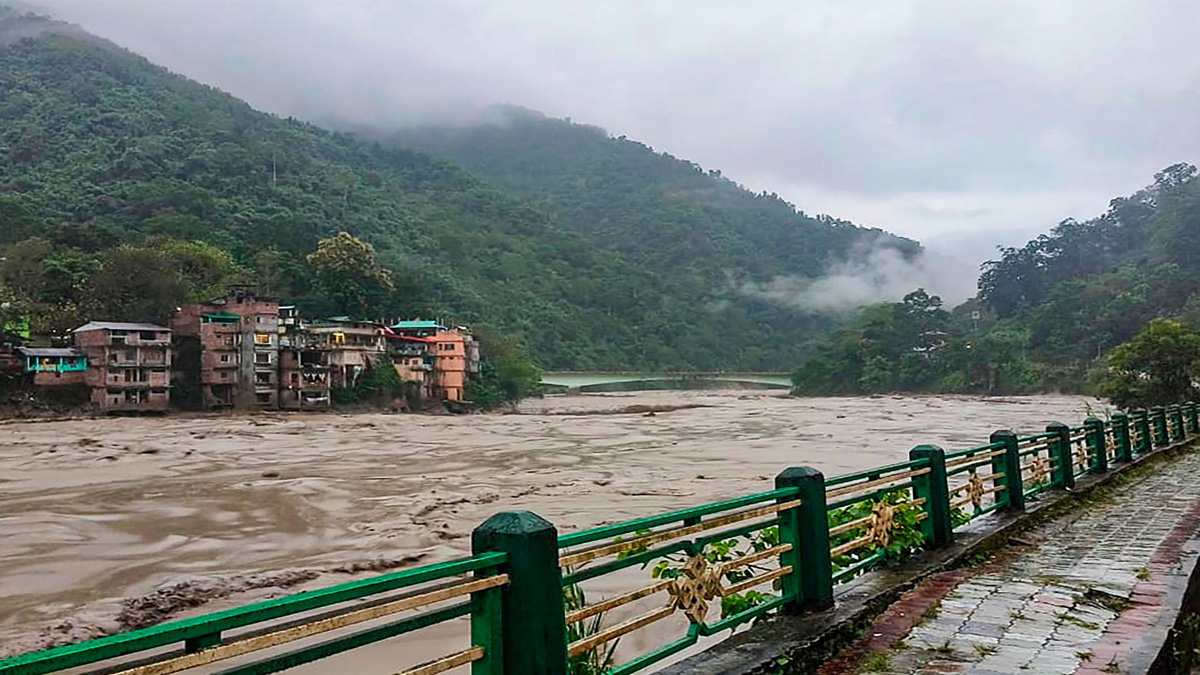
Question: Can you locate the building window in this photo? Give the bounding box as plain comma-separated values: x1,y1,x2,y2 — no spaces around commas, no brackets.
255,372,271,384
125,350,137,361
139,331,157,341
220,354,230,363
254,333,271,346
223,337,235,347
220,371,228,380
255,353,271,365
256,393,271,404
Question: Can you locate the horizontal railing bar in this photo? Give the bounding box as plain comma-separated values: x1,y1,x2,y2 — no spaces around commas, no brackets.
0,555,505,675
824,458,931,487
209,602,472,675
832,550,886,583
966,501,1005,521
827,468,930,499
1018,443,1051,457
722,566,792,597
944,441,1006,460
562,541,691,587
567,605,675,657
829,514,873,538
101,576,506,675
946,449,1005,471
951,485,1006,509
826,481,916,511
692,517,782,550
605,635,697,675
557,487,799,549
831,534,872,558
566,580,673,625
397,647,484,675
698,594,789,636
559,501,798,568
721,544,791,574
1018,431,1058,442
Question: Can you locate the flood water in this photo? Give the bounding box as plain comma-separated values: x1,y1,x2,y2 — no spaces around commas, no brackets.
0,390,1099,667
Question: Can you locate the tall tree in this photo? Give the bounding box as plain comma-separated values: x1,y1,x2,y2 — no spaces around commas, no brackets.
1103,319,1200,408
306,232,395,317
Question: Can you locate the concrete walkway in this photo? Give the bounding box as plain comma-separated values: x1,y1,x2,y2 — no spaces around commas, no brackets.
819,449,1200,675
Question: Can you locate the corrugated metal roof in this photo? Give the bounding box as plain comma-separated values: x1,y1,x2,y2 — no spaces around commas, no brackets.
392,320,444,330
73,321,171,333
18,347,83,357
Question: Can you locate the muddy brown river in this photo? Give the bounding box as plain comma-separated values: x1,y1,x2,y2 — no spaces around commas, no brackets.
0,391,1100,669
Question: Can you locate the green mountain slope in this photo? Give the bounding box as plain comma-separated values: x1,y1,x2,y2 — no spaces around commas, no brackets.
792,164,1200,395
382,106,916,284
0,9,912,370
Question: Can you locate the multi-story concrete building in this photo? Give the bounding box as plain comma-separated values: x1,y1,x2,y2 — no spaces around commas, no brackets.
74,321,172,412
307,318,387,388
172,287,280,409
278,306,331,410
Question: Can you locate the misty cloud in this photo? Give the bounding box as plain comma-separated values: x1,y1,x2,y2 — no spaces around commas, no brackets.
28,0,1200,258
736,241,978,313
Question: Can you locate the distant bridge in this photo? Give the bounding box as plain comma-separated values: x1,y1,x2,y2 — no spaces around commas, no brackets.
539,371,793,391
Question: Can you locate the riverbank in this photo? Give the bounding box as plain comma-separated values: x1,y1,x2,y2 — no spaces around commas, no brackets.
0,390,1100,664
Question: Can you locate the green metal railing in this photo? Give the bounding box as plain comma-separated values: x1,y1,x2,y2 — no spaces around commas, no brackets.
0,554,509,675
3,402,1199,675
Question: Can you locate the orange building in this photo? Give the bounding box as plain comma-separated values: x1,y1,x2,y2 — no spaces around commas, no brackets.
431,330,467,402
389,321,477,403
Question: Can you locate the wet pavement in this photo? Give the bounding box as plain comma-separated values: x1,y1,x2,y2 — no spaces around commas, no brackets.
824,447,1200,675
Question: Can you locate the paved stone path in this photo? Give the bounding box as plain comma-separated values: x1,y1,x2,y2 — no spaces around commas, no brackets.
825,449,1200,675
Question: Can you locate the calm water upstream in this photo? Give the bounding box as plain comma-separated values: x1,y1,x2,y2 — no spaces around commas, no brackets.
0,390,1099,668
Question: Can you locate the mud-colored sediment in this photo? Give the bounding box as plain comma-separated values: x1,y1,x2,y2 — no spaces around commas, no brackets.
0,390,1097,667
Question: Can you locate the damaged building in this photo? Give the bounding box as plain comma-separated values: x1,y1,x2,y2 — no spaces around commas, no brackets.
74,321,173,412
171,287,281,410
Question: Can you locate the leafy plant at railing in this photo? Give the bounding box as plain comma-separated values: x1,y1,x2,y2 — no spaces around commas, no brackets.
950,505,973,527
617,526,782,621
827,491,925,572
563,577,618,675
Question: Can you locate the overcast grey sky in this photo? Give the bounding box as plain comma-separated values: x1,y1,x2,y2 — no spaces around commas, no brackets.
33,0,1200,258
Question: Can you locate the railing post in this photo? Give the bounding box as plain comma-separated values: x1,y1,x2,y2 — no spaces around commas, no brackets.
472,511,567,675
1152,406,1169,447
910,445,953,548
777,467,833,612
1133,409,1151,453
1111,411,1133,463
1047,422,1074,490
472,562,505,675
990,430,1024,511
1171,405,1185,442
1084,417,1108,474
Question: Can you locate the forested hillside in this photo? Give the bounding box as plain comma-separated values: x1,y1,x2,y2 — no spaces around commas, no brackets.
0,10,914,371
383,107,915,281
792,164,1200,395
